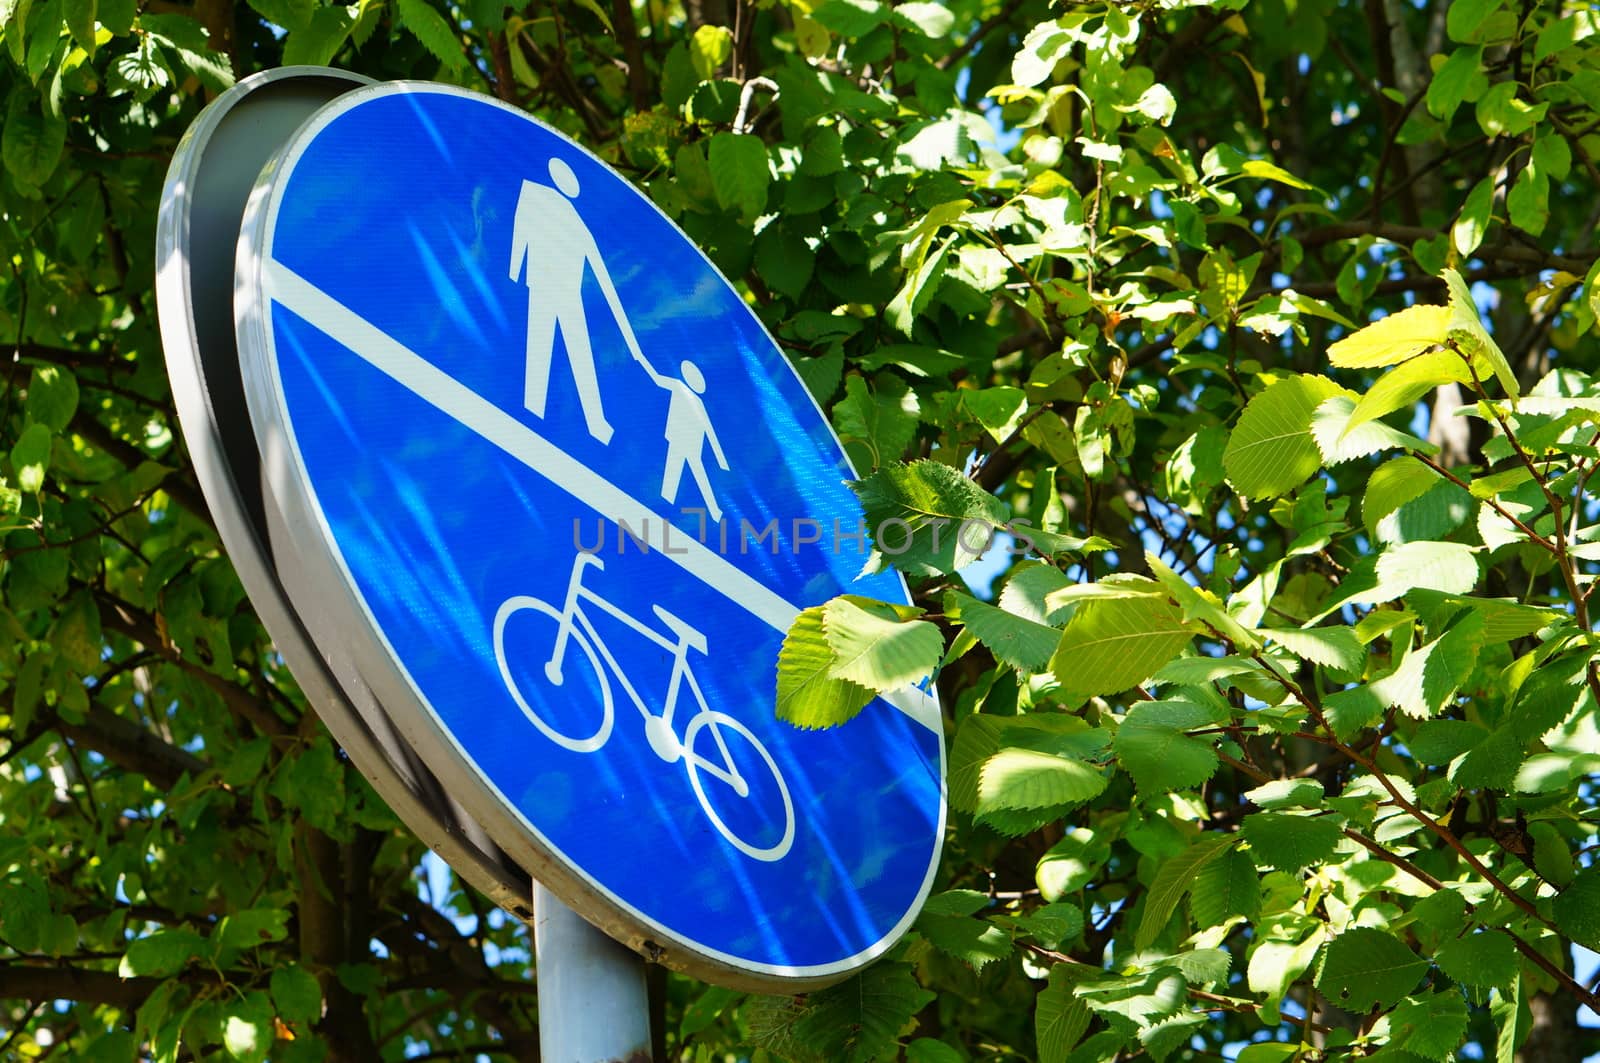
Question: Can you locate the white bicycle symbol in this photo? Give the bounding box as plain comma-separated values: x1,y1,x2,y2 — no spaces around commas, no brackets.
493,552,796,862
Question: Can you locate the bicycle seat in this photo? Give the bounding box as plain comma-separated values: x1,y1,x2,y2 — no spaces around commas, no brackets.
652,604,708,653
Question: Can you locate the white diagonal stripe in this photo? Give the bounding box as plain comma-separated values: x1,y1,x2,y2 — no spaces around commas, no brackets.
263,258,939,732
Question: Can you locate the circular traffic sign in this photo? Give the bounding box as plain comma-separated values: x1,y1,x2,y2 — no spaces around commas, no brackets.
155,68,535,922
235,82,944,988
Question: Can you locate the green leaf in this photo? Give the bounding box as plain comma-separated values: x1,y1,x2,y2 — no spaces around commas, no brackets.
216,907,290,952
1077,969,1188,1026
850,460,1010,576
2,89,66,187
1236,1047,1300,1063
832,373,918,470
1011,19,1073,87
1146,551,1260,650
118,928,205,978
1014,902,1084,949
1507,165,1549,236
1262,625,1363,672
977,747,1106,813
1189,849,1261,928
906,1039,963,1063
1449,724,1521,789
1535,14,1579,62
1050,595,1193,697
1454,175,1495,256
1312,394,1432,465
10,422,52,493
141,13,234,91
244,0,312,31
1315,928,1427,1014
1238,159,1313,189
1036,828,1110,900
50,589,102,673
822,596,941,693
1379,478,1473,545
270,964,323,1025
813,0,887,37
1372,612,1484,719
282,5,354,65
22,0,58,83
891,1,954,38
1389,989,1469,1061
1223,374,1343,499
1552,864,1600,952
1447,0,1498,41
1328,303,1450,368
1241,812,1343,871
222,992,273,1063
793,962,934,1063
1245,778,1325,809
1427,46,1488,120
1113,700,1221,792
394,0,462,68
1036,966,1092,1063
1134,833,1233,949
688,23,731,79
915,910,1012,970
948,713,1004,814
1375,540,1479,596
755,219,816,300
961,386,1027,443
1346,351,1475,436
1529,821,1574,887
1443,268,1518,400
1475,81,1545,138
1248,918,1325,1023
275,738,345,834
1001,564,1073,625
776,604,873,730
62,0,92,53
708,132,769,221
885,236,949,335
1434,929,1517,992
109,35,170,98
1364,456,1442,535
1493,975,1531,1063
952,591,1061,672
1532,133,1572,181
25,364,77,431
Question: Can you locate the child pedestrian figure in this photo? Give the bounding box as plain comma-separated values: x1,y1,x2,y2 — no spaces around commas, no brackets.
656,360,729,522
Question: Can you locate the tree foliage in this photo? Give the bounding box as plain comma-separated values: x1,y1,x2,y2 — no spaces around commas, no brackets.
3,0,1600,1059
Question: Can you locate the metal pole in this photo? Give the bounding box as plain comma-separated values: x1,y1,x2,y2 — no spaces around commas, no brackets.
533,882,652,1063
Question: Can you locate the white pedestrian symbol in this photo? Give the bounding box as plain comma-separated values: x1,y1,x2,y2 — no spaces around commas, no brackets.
509,160,729,518
635,358,730,522
510,158,644,445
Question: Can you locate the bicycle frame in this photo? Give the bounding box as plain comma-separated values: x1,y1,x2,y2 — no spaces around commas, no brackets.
547,554,704,753
506,553,792,858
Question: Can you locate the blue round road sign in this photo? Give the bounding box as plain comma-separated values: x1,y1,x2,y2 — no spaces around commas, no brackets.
235,83,944,987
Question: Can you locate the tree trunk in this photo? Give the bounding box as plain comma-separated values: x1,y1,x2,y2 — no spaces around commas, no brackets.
1517,990,1582,1063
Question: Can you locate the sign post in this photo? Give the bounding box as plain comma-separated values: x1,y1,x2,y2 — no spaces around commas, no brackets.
534,885,651,1063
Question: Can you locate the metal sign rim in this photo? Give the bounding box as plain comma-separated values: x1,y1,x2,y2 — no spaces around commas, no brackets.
155,66,536,924
233,79,946,990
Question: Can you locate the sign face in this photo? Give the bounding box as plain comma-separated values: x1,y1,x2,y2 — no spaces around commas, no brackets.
236,82,944,987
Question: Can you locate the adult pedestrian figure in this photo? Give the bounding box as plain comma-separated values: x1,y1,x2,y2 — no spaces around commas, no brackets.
509,158,651,444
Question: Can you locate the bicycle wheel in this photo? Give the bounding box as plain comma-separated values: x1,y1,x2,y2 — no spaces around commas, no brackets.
682,710,795,862
493,596,613,753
